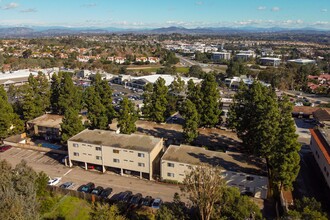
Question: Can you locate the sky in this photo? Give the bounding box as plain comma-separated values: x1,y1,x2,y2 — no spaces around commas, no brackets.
0,0,329,29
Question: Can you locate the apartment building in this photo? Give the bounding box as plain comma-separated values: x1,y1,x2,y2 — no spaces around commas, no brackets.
68,129,163,180
310,128,330,188
161,145,268,199
27,114,63,141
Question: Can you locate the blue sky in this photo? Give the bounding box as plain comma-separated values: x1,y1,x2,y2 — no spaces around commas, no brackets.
0,0,329,29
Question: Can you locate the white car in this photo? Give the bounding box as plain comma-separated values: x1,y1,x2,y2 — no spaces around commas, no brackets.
48,177,61,186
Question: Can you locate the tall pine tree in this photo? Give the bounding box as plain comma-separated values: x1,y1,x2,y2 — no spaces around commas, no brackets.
200,74,221,128
142,83,153,118
0,86,24,139
117,97,138,134
50,72,62,113
180,99,199,143
150,77,168,123
60,107,85,144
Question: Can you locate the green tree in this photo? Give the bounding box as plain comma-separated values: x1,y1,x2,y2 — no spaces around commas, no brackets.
117,97,138,134
22,73,50,120
60,107,85,143
90,203,126,220
84,86,108,130
50,72,62,113
180,165,226,220
58,72,82,114
170,75,185,94
0,86,24,139
150,77,168,123
212,187,263,220
188,65,204,78
228,81,280,157
286,197,328,220
200,74,221,128
156,193,186,220
269,96,301,192
186,80,203,123
180,99,199,143
142,83,153,118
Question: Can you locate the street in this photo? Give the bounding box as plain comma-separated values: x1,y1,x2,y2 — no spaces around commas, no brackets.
0,147,181,202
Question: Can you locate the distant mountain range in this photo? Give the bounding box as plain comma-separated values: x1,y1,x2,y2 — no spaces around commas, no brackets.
0,26,328,38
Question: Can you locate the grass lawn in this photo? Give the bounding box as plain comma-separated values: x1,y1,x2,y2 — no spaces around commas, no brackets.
42,196,92,220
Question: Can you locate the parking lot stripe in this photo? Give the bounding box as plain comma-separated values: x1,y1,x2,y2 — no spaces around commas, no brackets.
25,151,39,159
20,150,33,158
63,169,72,177
14,149,27,157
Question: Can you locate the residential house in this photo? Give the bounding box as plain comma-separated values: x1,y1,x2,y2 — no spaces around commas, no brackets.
68,129,164,180
161,145,268,199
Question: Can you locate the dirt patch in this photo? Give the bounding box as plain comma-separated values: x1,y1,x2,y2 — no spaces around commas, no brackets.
133,120,242,151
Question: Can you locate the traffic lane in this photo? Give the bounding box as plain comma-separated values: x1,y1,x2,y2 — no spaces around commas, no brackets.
0,148,180,202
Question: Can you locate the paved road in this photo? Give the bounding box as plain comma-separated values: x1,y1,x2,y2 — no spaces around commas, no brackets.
0,147,181,202
284,90,330,104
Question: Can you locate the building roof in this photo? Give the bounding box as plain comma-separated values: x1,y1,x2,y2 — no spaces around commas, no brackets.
310,128,330,164
162,145,266,176
131,74,202,86
287,59,316,64
260,57,281,61
68,129,162,153
313,108,330,122
27,114,64,128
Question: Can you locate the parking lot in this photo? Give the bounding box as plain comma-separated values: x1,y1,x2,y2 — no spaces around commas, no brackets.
0,147,181,202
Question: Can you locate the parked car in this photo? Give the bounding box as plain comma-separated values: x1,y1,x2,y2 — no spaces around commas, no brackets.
141,196,153,207
48,177,61,186
99,187,113,198
91,186,104,196
129,193,143,205
151,198,163,209
59,182,74,189
78,182,95,193
118,191,133,202
0,145,12,152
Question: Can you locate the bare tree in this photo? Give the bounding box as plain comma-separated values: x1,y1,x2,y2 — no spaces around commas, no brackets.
180,165,226,220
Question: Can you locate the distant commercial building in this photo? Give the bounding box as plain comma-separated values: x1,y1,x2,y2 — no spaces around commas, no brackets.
212,52,231,61
310,128,330,188
235,50,256,60
259,57,281,67
68,129,164,180
287,59,316,65
161,145,268,199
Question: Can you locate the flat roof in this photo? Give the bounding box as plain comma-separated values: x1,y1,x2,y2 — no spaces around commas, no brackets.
162,145,266,176
260,57,281,61
69,129,162,153
27,114,63,128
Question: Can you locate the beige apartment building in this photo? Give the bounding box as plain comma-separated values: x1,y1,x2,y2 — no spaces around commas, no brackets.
68,129,163,180
310,128,330,188
161,145,269,199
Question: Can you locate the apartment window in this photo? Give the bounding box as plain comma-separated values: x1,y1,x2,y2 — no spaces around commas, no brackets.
124,159,128,162
167,172,175,177
73,152,79,156
96,147,101,151
246,176,254,181
138,162,145,167
179,174,184,176
138,153,145,158
179,164,184,166
129,160,134,162
96,156,102,160
82,144,86,146
167,163,174,168
113,159,120,163
113,149,120,154
73,143,79,148
83,153,86,155
324,166,327,172
327,172,329,177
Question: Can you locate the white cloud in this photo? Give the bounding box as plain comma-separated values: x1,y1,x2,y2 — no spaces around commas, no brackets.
2,2,19,10
195,1,203,5
82,3,96,7
20,8,37,13
257,6,266,11
321,9,328,13
271,7,280,12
